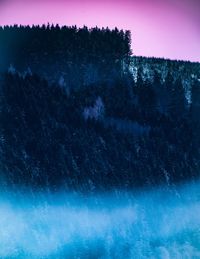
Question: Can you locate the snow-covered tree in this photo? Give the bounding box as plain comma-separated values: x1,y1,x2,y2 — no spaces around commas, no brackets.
8,64,16,74
83,97,105,121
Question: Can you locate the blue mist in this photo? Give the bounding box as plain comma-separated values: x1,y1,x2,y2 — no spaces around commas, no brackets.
0,182,200,258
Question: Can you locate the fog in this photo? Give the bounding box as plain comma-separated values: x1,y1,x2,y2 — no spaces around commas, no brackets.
0,182,200,258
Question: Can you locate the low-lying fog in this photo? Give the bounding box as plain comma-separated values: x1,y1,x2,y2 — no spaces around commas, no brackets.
0,182,200,258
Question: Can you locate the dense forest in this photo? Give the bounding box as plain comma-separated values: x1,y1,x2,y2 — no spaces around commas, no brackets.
0,25,200,191
0,25,131,88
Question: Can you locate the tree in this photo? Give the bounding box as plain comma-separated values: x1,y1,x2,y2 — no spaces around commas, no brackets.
191,79,200,123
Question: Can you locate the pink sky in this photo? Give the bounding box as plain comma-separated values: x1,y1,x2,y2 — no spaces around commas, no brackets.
0,0,199,62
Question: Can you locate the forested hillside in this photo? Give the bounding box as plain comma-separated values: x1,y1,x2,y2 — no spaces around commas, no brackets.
0,25,200,191
0,25,131,87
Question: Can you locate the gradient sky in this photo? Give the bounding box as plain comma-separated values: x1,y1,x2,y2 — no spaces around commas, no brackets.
0,0,199,62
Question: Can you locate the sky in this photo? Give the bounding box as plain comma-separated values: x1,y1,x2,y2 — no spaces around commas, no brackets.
0,0,199,62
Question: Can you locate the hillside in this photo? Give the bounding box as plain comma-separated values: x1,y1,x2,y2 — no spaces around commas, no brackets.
0,25,200,191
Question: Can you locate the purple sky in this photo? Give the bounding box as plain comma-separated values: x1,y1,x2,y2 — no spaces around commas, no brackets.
0,0,199,62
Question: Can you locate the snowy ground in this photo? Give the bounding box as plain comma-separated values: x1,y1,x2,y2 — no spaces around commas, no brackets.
0,181,200,258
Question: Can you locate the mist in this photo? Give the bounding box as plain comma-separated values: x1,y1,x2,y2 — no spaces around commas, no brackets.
0,182,200,258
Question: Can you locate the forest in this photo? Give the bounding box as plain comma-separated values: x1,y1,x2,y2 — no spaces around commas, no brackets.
0,25,131,88
0,25,200,191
